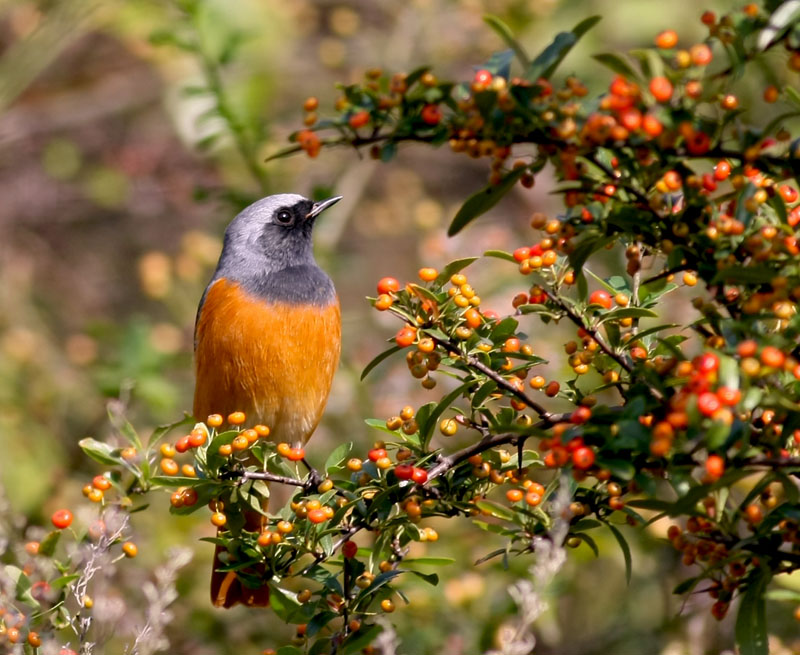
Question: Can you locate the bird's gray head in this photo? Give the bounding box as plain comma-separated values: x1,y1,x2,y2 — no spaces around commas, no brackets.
216,193,341,278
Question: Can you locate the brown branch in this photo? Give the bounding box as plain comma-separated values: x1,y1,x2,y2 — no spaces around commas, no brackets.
240,470,305,487
426,412,572,481
431,336,557,422
542,289,665,402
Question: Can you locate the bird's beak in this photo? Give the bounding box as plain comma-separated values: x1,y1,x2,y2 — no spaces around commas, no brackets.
307,195,342,219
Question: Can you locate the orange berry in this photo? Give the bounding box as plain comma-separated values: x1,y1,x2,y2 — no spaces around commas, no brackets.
349,110,370,129
232,435,249,451
690,43,713,66
52,509,73,529
228,411,246,425
122,541,138,558
160,443,177,458
189,428,207,448
375,294,393,310
655,30,678,49
649,76,673,102
287,447,306,462
418,267,438,282
207,414,224,427
763,85,779,103
506,489,524,503
761,346,785,368
27,631,41,647
277,520,294,534
160,458,179,475
92,475,111,491
307,508,328,524
395,326,417,347
211,512,227,527
242,428,259,444
218,443,233,456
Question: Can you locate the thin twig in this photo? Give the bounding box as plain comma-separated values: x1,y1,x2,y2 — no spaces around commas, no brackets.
431,336,556,422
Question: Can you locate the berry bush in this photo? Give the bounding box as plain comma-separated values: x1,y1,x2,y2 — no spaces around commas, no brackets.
4,2,800,654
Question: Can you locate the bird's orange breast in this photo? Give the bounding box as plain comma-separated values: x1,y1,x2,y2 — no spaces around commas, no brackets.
193,278,341,443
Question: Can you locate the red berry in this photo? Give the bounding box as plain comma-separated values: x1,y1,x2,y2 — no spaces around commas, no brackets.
572,446,596,470
649,76,673,103
175,435,191,453
697,391,721,417
421,104,442,125
696,352,719,374
51,509,73,530
474,69,493,86
513,247,531,262
411,467,428,484
342,540,358,558
714,161,731,181
779,185,798,204
348,111,370,129
570,406,592,424
395,326,416,348
368,448,388,462
394,464,414,480
705,454,725,480
377,277,400,295
287,447,306,462
588,289,613,309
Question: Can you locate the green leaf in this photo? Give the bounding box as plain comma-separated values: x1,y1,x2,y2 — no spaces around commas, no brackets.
78,438,124,467
108,406,143,451
419,380,474,443
403,557,456,566
525,16,601,81
605,523,632,585
361,345,403,380
325,442,353,473
599,307,659,323
269,585,303,623
592,53,642,80
672,576,702,595
50,574,80,590
435,257,479,286
568,234,616,275
786,85,800,109
483,15,530,67
711,266,776,285
596,458,636,480
471,380,499,408
148,415,194,447
38,531,61,558
573,532,599,557
735,568,771,655
448,167,528,236
5,565,38,607
475,500,515,522
340,624,383,655
483,249,517,263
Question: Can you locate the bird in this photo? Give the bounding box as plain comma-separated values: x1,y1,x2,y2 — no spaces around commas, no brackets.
192,193,342,608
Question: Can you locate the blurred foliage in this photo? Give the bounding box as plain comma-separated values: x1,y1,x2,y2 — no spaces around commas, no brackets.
2,0,800,654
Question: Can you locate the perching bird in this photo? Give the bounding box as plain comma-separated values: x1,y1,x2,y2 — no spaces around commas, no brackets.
193,193,342,608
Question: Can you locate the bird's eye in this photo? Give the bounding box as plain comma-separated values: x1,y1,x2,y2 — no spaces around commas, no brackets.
275,210,293,225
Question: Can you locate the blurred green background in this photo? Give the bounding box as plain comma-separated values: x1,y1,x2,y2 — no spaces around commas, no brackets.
2,0,798,653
